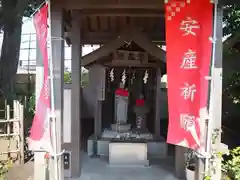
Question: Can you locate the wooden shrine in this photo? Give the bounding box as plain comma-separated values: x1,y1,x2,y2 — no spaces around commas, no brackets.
39,0,225,179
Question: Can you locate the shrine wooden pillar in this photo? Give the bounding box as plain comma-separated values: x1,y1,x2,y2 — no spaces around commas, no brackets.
154,68,161,139
211,5,223,179
61,10,82,178
49,2,65,180
70,10,82,177
175,146,187,179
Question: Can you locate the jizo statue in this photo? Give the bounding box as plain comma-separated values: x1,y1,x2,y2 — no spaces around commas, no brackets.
133,95,149,130
114,83,129,125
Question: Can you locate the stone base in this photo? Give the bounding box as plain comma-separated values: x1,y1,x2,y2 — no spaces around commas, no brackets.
87,135,167,158
109,142,149,167
111,124,131,132
101,129,153,140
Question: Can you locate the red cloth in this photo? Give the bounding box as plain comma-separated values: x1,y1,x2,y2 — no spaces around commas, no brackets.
30,3,50,141
136,99,145,106
165,0,213,150
115,88,129,97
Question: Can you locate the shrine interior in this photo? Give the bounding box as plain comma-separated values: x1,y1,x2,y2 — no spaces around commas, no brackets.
103,67,157,134
61,0,170,169
79,32,168,165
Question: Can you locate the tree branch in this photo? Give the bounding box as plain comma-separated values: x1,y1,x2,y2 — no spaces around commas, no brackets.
17,0,31,16
223,32,240,51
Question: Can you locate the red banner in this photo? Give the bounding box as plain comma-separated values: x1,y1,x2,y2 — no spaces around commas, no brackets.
165,0,213,150
28,4,52,151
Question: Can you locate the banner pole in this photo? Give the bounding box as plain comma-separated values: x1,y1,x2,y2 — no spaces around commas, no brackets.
48,1,60,180
209,1,223,179
196,1,219,179
206,0,219,174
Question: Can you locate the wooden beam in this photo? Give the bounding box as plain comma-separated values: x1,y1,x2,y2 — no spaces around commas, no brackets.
112,60,142,65
81,26,166,66
66,31,165,44
79,9,165,17
54,0,240,8
105,62,157,67
82,28,132,66
129,28,166,62
113,50,149,62
58,0,164,9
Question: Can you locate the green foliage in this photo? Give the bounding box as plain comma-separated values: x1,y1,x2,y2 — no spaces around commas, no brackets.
0,0,44,31
185,149,196,171
0,165,7,180
204,175,211,180
224,72,240,104
81,71,89,87
23,0,45,17
64,72,72,84
0,158,12,180
28,94,35,115
203,129,225,179
223,5,240,36
64,71,89,87
223,147,240,180
185,129,229,180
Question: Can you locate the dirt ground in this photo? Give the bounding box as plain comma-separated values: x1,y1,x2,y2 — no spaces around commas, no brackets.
4,161,34,180
0,138,33,180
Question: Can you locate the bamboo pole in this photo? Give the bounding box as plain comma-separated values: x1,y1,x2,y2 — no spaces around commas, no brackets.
19,104,25,164
6,105,10,160
0,101,24,164
0,119,20,123
0,133,20,137
4,99,7,119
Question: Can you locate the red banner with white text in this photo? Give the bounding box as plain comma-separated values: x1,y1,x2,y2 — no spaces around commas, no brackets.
165,0,213,150
28,3,52,152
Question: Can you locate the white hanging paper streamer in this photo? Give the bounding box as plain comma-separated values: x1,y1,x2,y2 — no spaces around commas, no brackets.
131,71,135,85
110,68,114,82
122,69,126,85
143,70,149,84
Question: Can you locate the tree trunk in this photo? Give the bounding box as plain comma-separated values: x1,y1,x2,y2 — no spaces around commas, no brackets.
0,17,22,99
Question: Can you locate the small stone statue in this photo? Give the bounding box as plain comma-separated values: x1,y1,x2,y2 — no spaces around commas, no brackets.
133,95,149,130
115,83,129,125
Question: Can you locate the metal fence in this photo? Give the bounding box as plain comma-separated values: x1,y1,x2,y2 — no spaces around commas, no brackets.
0,100,24,164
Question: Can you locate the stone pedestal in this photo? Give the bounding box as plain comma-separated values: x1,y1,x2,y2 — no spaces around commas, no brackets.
109,142,149,167
87,135,167,158
111,124,131,133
